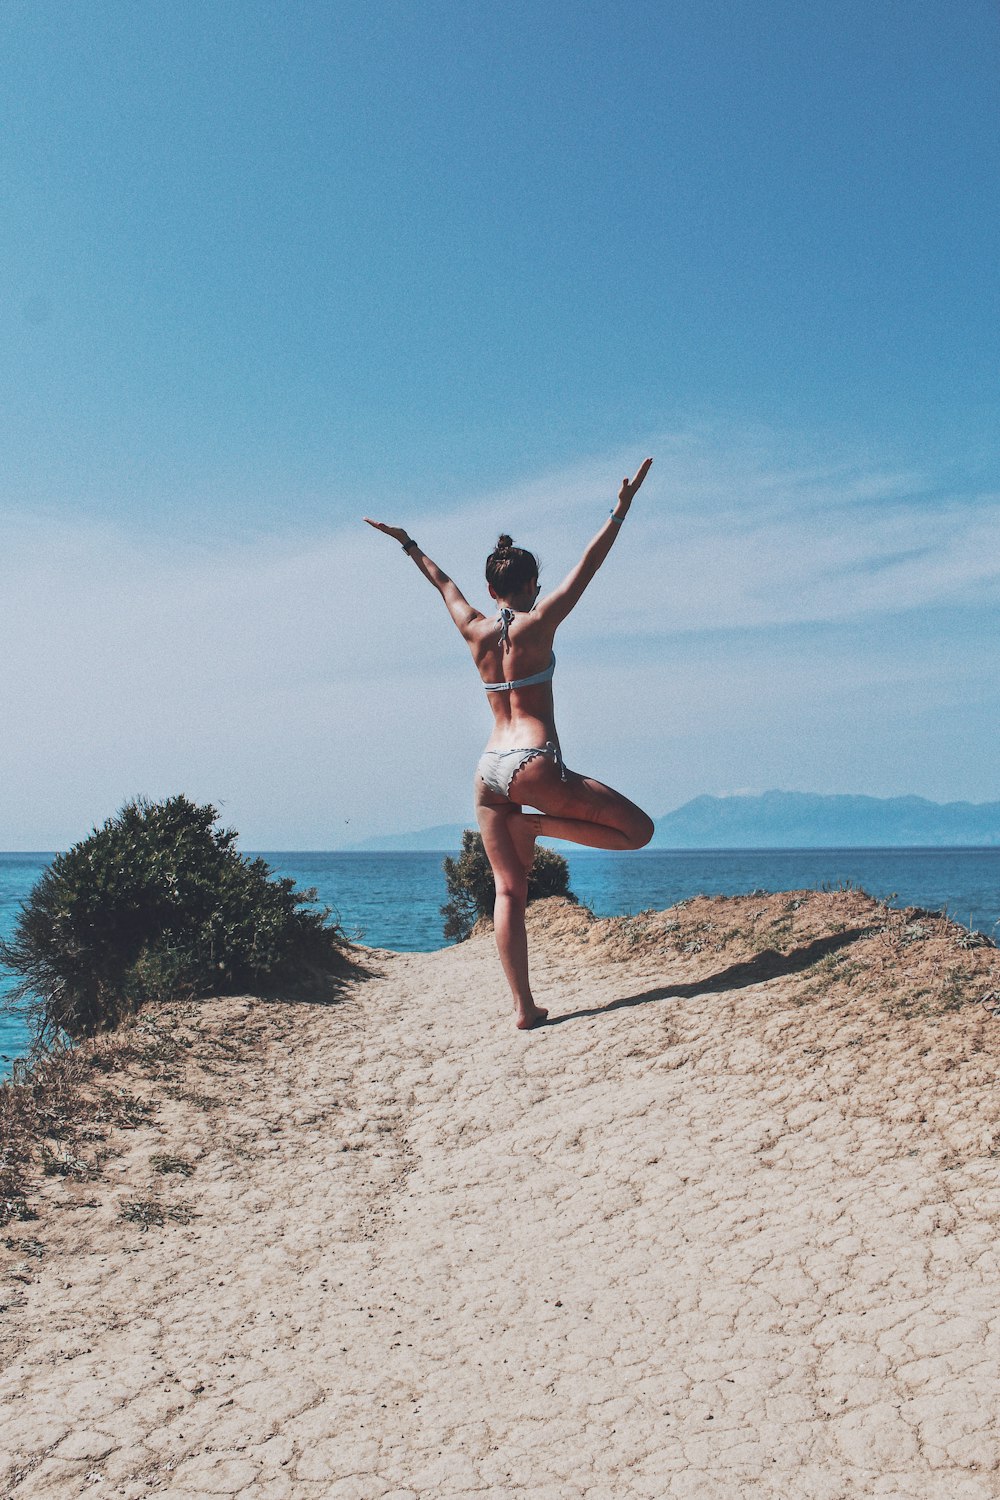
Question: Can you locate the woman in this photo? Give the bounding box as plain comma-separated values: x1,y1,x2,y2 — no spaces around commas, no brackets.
365,457,655,1029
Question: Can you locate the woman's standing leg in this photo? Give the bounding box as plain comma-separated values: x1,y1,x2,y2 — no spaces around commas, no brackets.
475,790,548,1029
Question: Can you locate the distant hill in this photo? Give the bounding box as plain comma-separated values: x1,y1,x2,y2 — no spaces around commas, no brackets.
650,792,1000,848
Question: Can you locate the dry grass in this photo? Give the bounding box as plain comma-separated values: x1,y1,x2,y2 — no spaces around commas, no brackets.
148,1151,195,1176
0,1005,232,1226
118,1196,196,1228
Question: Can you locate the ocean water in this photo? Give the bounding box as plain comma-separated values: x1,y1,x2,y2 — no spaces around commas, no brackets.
2,846,998,1076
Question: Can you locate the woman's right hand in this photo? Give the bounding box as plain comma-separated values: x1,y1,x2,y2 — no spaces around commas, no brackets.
364,518,410,545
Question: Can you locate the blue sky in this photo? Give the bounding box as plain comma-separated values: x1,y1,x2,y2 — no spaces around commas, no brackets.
3,0,998,847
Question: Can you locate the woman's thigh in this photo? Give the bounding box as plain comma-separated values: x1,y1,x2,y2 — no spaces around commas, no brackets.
474,777,530,893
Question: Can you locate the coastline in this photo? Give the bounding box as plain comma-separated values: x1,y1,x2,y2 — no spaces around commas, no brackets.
2,890,999,1495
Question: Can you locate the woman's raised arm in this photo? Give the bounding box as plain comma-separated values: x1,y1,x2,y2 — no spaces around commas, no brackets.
363,518,483,637
536,457,652,627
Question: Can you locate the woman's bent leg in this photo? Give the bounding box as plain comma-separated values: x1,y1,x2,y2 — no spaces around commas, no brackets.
508,762,655,850
475,795,548,1029
531,814,640,850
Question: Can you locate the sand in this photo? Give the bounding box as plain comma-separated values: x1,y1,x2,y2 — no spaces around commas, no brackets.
1,890,998,1498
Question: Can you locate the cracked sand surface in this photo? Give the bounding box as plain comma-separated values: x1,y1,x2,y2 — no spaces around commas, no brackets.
2,891,998,1498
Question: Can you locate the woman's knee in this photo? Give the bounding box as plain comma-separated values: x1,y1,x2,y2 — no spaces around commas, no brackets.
494,871,528,906
626,810,655,849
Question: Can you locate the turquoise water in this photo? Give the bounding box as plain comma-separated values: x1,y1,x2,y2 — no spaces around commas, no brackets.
3,846,998,1075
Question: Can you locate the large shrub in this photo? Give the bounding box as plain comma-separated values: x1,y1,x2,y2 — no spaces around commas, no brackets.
441,829,576,942
0,796,349,1041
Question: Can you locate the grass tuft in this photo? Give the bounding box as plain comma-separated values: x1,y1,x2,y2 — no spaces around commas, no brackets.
149,1153,194,1177
118,1196,194,1228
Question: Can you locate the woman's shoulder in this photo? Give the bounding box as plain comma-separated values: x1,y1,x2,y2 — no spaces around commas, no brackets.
467,614,502,650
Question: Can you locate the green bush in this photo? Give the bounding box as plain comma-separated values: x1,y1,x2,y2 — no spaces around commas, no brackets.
0,796,350,1042
441,829,576,942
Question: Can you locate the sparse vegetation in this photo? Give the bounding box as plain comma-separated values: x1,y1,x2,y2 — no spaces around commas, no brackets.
119,1196,194,1228
149,1153,194,1177
441,830,577,942
0,998,259,1226
0,1042,154,1224
40,1144,102,1179
0,795,351,1043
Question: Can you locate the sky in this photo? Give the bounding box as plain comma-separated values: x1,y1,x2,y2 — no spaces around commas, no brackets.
3,0,999,849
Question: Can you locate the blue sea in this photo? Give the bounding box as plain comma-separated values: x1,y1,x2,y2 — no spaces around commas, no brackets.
2,847,998,1077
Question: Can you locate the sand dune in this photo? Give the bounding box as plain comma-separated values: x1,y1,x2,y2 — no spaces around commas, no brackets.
2,891,998,1498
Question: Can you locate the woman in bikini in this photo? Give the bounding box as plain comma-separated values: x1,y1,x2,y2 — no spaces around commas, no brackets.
365,457,655,1029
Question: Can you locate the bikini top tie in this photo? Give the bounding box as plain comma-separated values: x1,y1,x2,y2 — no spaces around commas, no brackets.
483,608,556,692
497,606,515,650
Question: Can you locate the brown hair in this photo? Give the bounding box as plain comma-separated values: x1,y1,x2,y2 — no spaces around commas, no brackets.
485,534,538,597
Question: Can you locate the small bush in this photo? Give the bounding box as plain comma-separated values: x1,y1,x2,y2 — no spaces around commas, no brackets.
441,829,576,942
0,795,349,1042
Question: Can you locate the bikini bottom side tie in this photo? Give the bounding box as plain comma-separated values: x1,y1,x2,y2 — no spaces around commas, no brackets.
477,740,566,799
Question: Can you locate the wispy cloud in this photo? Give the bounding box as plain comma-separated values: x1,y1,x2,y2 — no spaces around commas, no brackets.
437,433,999,636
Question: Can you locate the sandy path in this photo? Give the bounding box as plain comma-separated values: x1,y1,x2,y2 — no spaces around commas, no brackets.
2,894,998,1498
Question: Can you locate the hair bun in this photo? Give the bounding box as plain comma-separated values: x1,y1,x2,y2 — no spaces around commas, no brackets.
485,534,538,594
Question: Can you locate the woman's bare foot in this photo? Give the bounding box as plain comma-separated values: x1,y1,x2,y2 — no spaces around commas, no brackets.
509,810,541,872
515,1003,549,1030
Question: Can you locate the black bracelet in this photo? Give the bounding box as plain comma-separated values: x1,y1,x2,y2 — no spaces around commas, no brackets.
402,537,417,554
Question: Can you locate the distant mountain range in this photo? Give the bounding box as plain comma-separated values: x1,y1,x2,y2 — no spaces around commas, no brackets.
349,792,1000,851
651,792,1000,848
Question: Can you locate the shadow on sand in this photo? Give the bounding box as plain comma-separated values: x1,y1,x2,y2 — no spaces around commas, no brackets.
548,927,868,1026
